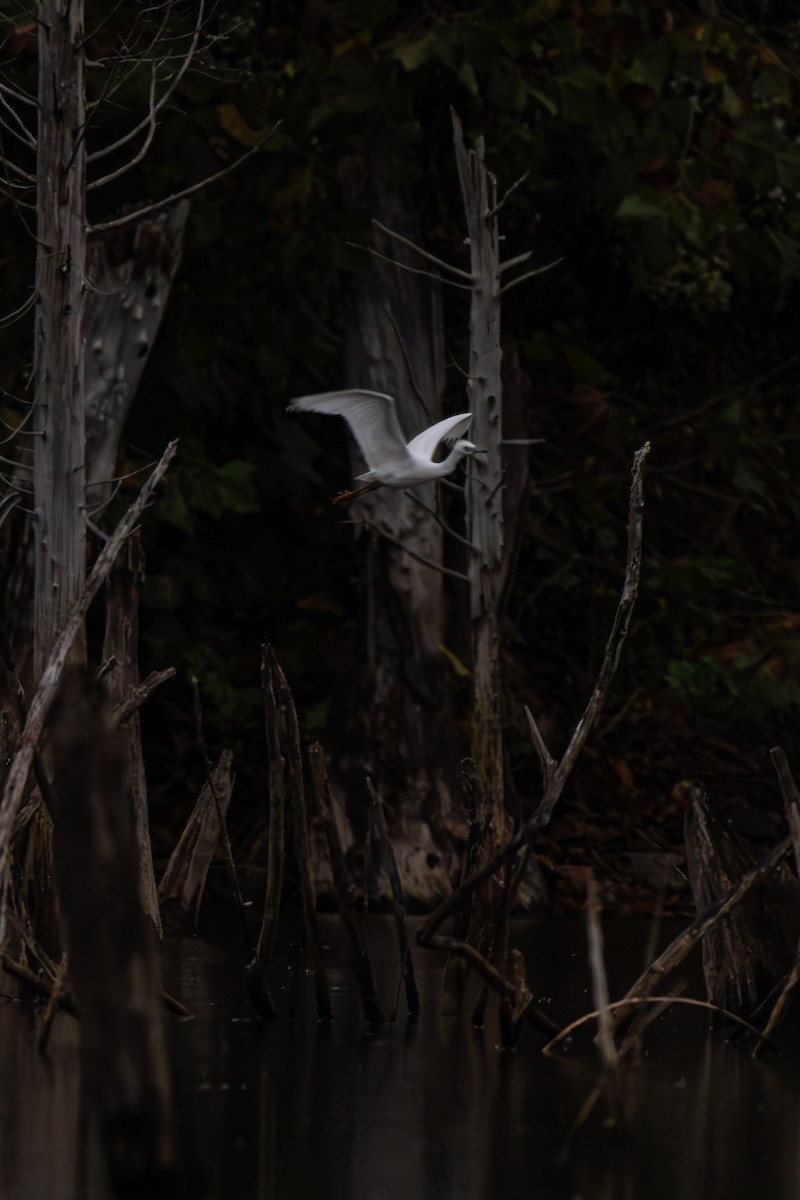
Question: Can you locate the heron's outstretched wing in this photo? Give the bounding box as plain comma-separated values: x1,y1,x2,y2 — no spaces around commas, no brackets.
288,390,409,470
406,413,472,462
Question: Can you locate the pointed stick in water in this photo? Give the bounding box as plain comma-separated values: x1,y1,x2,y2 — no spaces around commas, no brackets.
308,744,384,1024
367,779,419,1020
586,874,619,1126
263,646,331,1022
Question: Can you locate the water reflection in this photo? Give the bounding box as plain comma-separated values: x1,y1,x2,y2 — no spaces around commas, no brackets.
2,916,800,1199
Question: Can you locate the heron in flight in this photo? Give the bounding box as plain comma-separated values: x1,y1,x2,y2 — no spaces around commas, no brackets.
287,389,477,497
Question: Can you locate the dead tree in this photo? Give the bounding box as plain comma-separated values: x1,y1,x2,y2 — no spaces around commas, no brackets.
0,4,274,953
338,160,463,904
33,0,87,679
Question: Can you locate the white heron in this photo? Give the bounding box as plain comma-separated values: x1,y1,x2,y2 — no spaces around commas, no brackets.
287,389,478,494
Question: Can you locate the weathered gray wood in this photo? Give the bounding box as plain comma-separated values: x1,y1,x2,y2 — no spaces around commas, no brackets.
340,167,464,904
103,531,161,933
452,111,507,842
256,645,287,965
158,749,235,925
254,647,331,1021
47,669,182,1192
85,202,190,493
33,0,88,679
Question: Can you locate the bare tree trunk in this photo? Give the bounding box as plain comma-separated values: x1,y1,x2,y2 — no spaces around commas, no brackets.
103,532,161,933
453,113,507,839
34,0,87,679
338,161,465,903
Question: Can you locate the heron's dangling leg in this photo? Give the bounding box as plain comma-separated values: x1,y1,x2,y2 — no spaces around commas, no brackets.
332,481,380,505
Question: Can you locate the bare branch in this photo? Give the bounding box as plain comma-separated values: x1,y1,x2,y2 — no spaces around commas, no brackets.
0,153,36,183
0,79,37,109
88,0,205,179
499,257,564,296
371,219,475,283
498,250,532,273
405,488,477,552
357,513,470,583
348,243,473,291
0,288,37,330
87,64,159,190
542,995,767,1057
0,93,36,148
488,168,531,219
88,124,281,233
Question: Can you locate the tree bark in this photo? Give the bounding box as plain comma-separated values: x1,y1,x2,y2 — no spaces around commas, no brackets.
102,532,161,933
34,0,87,679
452,112,507,839
338,159,464,903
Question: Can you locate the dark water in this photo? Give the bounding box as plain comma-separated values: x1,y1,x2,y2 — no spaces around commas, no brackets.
2,916,800,1199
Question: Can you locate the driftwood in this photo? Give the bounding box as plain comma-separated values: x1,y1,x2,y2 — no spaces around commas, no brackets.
158,749,235,926
47,668,182,1193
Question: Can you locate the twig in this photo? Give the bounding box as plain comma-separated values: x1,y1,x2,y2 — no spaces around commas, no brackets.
405,489,476,551
88,0,205,174
0,440,178,937
488,168,531,219
543,994,768,1057
358,513,470,583
355,243,473,290
0,950,78,1017
499,257,564,296
0,80,37,108
371,219,475,282
0,289,37,329
89,123,281,233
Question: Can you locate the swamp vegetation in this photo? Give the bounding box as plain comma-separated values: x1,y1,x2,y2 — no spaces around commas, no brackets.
1,1,800,1196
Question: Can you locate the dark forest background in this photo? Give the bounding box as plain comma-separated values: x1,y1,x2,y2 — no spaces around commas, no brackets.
2,0,800,910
